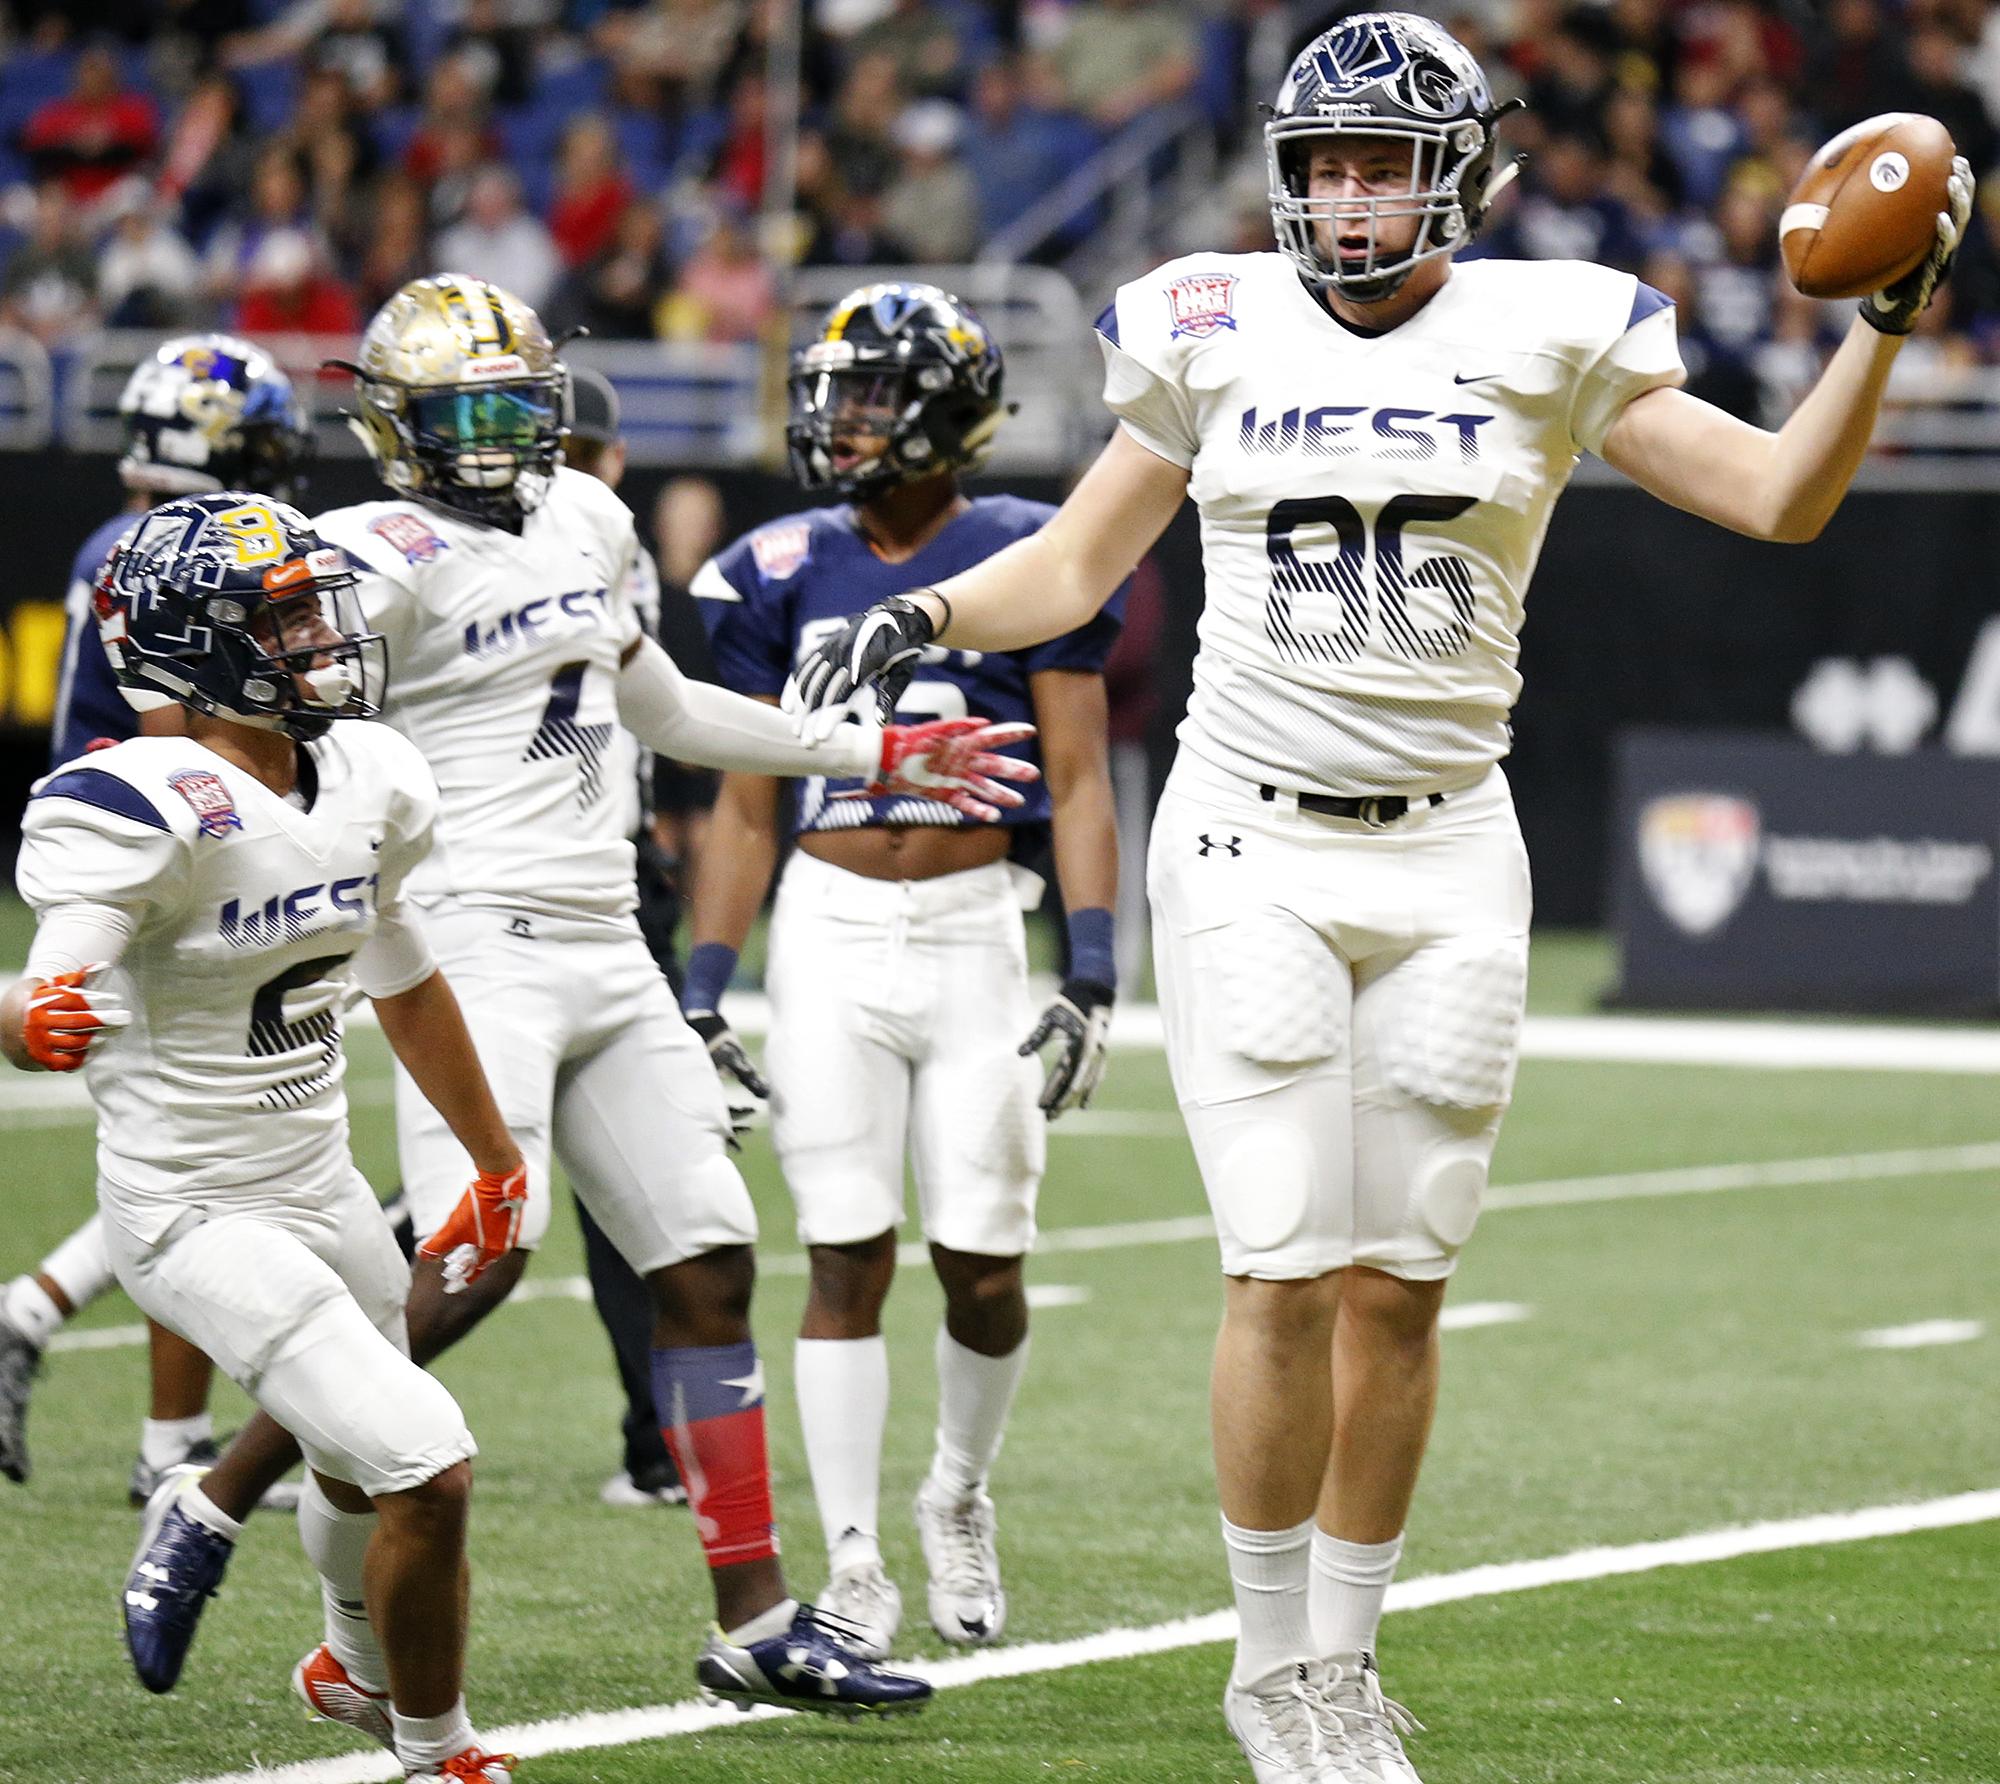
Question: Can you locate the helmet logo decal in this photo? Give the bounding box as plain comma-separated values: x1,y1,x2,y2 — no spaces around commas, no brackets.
1313,20,1406,96
869,287,925,334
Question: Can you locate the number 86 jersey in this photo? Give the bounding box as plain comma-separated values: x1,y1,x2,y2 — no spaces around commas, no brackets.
1098,250,1684,797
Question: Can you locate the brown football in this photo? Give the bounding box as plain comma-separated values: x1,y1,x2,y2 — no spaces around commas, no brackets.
1780,113,1955,299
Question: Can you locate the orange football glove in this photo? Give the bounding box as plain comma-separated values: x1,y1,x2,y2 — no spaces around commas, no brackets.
417,1164,529,1294
22,965,130,1072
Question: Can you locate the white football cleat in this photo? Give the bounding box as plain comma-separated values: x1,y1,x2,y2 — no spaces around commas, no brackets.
1225,1661,1346,1781
821,1560,902,1660
914,1478,1006,1645
1315,1653,1425,1783
291,1642,392,1750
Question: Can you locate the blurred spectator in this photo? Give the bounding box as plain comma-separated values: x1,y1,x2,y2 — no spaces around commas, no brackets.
435,164,562,311
158,74,258,246
710,73,769,213
356,172,432,311
21,41,159,211
205,144,318,304
549,114,635,268
1486,133,1643,270
665,205,777,342
1659,61,1750,213
846,0,971,100
549,197,675,340
794,128,912,265
442,0,546,108
963,52,1101,245
1687,174,1784,368
827,49,906,198
227,0,406,111
400,51,503,218
595,0,748,116
1641,248,1760,420
233,227,362,336
1808,0,1908,131
1050,0,1197,134
1600,85,1682,223
278,67,378,255
99,194,205,328
883,99,977,261
1897,24,1997,180
0,184,99,344
1522,10,1612,142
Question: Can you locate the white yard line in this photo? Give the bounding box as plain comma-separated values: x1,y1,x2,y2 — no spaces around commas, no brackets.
9,1007,2000,1134
180,1486,2000,1784
1854,1318,1986,1350
1440,1300,1532,1330
48,1138,2000,1355
1024,1283,1092,1309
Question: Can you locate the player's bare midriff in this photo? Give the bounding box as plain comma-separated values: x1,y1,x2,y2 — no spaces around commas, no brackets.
799,821,1011,882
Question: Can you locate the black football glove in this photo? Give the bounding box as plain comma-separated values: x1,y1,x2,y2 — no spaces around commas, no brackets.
1861,155,1974,336
1018,978,1113,1119
782,594,936,724
685,1010,770,1142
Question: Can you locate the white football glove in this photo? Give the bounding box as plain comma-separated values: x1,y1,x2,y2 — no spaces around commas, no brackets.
1019,978,1113,1118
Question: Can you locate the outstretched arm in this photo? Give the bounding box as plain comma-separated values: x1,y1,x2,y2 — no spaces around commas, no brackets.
1602,157,1973,544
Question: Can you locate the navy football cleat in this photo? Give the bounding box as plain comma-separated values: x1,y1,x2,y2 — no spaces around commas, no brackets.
696,1602,932,1718
123,1467,234,1693
0,1310,39,1484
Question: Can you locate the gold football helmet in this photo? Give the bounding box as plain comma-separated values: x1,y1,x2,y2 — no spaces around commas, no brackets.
336,273,568,528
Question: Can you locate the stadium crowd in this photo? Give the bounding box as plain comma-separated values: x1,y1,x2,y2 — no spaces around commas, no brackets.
1,1,1999,419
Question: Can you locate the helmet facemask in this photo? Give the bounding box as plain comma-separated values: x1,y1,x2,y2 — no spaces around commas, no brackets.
788,351,946,497
1268,116,1503,302
232,563,387,738
357,368,567,529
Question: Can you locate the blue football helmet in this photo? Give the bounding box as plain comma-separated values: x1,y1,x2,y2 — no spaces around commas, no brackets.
787,282,1009,497
117,334,313,503
1266,12,1522,301
94,493,384,739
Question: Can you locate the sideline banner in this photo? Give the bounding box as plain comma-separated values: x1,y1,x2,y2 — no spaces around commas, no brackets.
1610,730,2000,1015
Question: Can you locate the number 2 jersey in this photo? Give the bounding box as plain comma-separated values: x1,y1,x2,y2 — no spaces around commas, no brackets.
314,466,644,919
691,495,1124,835
14,724,438,1243
1097,250,1685,797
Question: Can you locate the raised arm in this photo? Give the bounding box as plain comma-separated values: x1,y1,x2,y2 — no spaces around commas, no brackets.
1602,158,1973,544
786,430,1188,719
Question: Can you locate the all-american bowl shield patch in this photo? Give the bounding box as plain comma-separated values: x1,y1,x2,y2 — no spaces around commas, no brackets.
166,768,243,837
369,512,448,564
750,520,812,581
1166,273,1239,339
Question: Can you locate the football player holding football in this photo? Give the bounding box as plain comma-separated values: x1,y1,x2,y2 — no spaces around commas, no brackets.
5,494,522,1782
782,15,1974,1780
685,282,1123,1658
0,335,313,1505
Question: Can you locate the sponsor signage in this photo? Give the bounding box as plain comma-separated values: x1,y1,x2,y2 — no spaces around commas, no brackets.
1610,730,2000,1014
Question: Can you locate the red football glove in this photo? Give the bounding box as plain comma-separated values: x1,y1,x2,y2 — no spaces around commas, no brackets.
22,965,130,1072
845,717,1042,822
418,1164,529,1294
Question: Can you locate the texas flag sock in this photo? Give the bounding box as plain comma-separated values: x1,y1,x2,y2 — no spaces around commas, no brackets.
652,1341,779,1569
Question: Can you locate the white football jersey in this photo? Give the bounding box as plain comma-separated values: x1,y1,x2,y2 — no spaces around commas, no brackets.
14,725,437,1243
1098,251,1685,796
315,466,643,917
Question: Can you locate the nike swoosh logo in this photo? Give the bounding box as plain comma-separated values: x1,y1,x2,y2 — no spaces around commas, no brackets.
1453,371,1502,385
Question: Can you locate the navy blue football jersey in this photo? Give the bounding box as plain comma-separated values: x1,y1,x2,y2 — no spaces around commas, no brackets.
692,496,1125,833
50,511,143,770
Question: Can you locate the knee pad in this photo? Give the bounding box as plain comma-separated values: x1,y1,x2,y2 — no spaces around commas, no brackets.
1352,1092,1505,1273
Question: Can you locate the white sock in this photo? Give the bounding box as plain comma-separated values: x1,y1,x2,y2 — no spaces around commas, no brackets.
929,1326,1029,1500
794,1336,889,1574
298,1476,388,1694
392,1698,475,1769
2,1275,64,1350
141,1413,212,1471
725,1595,799,1646
1309,1529,1404,1664
39,1215,114,1311
1223,1515,1315,1687
181,1481,243,1542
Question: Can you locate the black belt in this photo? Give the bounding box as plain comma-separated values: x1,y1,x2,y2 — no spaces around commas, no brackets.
1259,784,1446,827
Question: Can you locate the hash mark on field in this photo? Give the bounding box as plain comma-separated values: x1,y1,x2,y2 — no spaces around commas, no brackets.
180,1486,2000,1784
1854,1318,1986,1350
1441,1301,1531,1331
1026,1284,1092,1309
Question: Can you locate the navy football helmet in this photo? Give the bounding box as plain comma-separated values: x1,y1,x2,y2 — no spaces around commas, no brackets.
117,335,312,503
788,282,1009,497
94,493,384,739
1267,12,1522,301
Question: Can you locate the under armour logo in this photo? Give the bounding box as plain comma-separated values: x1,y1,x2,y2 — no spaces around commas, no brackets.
507,916,534,938
1197,834,1242,858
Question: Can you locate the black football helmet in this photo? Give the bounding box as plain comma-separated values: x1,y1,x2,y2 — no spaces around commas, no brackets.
94,493,385,739
787,282,1010,498
1267,12,1522,302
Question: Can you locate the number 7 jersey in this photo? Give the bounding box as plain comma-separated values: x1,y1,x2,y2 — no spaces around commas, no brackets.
1097,250,1684,796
